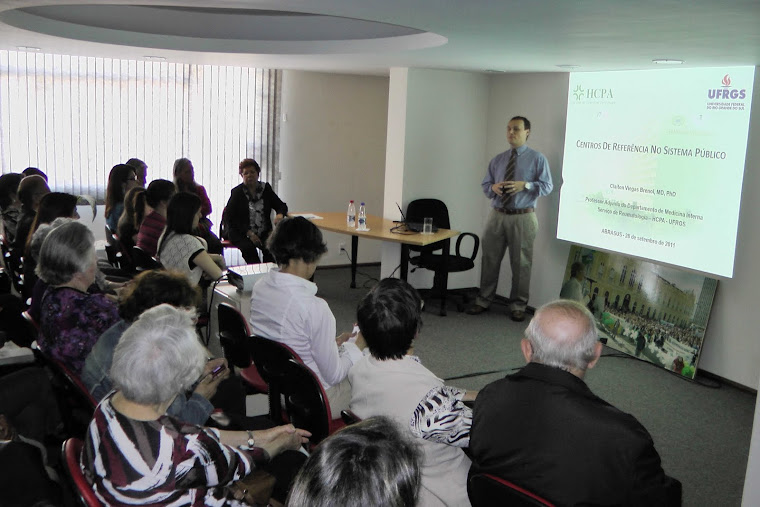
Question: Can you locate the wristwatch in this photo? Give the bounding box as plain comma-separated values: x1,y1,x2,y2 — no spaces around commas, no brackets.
246,430,255,449
524,181,534,190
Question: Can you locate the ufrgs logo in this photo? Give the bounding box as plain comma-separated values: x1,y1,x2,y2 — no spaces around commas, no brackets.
572,84,614,101
707,74,746,100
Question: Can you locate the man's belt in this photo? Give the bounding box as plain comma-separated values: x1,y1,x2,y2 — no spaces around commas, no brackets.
494,207,535,215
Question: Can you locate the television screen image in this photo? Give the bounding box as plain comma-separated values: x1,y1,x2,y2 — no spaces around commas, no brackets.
560,245,718,380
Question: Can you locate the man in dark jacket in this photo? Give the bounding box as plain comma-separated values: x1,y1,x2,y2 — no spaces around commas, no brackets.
469,299,681,506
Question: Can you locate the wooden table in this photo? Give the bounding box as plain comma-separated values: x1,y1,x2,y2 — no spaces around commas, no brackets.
296,212,459,288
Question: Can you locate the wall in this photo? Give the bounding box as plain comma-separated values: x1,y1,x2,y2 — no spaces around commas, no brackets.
381,68,490,290
279,70,389,266
700,66,760,388
485,70,760,388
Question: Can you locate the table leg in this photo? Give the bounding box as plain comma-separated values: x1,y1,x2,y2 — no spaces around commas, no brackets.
350,235,358,288
400,244,409,281
440,239,451,316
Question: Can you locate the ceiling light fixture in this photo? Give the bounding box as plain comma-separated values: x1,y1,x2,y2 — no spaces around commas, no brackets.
17,46,41,52
143,55,166,61
556,64,579,69
652,59,684,65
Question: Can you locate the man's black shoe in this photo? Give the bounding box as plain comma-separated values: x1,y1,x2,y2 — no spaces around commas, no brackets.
510,310,526,322
466,305,488,315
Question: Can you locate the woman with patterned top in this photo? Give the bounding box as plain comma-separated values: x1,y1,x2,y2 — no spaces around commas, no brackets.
82,304,310,506
157,192,226,286
36,221,120,374
349,278,477,507
224,158,288,264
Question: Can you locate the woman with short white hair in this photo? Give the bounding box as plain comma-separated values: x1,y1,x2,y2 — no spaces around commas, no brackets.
83,304,310,506
36,221,120,374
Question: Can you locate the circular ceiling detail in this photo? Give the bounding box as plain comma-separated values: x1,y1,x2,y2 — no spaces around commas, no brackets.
0,5,447,54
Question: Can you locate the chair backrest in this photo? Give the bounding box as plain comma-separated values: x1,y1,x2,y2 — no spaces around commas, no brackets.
406,199,451,254
115,238,136,273
35,348,96,438
406,199,451,229
62,438,104,507
219,206,230,240
131,246,161,271
279,358,332,444
340,409,362,426
0,233,24,294
249,337,303,423
104,225,118,246
468,473,555,507
248,336,302,385
217,302,252,369
38,350,97,412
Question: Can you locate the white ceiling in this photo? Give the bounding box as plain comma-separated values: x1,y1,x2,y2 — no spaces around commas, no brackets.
0,0,758,75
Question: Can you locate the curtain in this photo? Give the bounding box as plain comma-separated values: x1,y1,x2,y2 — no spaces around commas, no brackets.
0,51,281,229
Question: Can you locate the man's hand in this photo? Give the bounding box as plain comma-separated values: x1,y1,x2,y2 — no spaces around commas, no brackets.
494,180,527,196
273,213,285,225
194,358,229,400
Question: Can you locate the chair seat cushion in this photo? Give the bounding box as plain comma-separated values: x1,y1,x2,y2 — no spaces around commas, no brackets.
412,254,474,273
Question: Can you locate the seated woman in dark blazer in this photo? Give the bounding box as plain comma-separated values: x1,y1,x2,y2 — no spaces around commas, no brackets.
224,158,287,264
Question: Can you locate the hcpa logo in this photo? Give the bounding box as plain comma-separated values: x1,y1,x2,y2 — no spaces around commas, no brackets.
708,74,745,100
573,84,613,101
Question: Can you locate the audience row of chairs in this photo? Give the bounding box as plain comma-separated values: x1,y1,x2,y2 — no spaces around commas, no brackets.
218,301,555,506
43,297,345,505
217,302,345,445
31,219,546,506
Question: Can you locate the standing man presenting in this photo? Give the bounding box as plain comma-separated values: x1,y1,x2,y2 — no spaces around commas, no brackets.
466,116,553,322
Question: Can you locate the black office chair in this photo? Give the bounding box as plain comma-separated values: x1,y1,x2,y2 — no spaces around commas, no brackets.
406,199,479,316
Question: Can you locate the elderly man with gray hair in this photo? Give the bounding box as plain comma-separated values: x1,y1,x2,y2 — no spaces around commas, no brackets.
468,300,681,506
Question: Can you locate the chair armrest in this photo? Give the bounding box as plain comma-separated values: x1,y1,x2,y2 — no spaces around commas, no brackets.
455,232,480,261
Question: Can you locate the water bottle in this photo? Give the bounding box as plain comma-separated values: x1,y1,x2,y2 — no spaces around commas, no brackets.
358,202,367,230
347,200,356,228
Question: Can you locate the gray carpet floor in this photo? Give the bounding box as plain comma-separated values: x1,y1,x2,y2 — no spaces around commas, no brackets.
314,265,755,507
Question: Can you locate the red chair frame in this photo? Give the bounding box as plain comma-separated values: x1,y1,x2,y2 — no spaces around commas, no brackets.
62,438,104,507
468,473,555,507
217,302,267,393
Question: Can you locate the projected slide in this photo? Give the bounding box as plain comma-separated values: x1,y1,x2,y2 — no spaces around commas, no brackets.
557,67,755,277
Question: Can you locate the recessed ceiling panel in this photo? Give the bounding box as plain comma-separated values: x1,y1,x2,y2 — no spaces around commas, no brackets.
0,4,447,54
